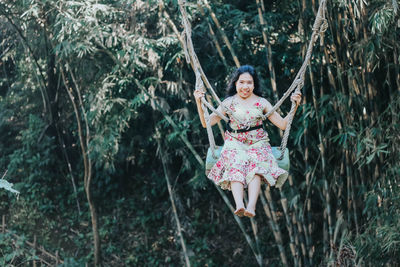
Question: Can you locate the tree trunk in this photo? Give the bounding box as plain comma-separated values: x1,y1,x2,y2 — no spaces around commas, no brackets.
59,65,101,266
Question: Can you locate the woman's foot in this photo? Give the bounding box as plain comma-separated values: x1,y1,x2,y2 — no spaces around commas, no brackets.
234,207,245,217
244,209,255,218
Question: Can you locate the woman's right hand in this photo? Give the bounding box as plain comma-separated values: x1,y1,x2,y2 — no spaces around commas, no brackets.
194,89,205,103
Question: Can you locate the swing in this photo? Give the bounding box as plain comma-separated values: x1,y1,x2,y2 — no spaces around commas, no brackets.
206,146,290,175
178,0,328,178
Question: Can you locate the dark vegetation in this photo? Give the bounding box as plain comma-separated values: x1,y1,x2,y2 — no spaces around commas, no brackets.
0,0,399,266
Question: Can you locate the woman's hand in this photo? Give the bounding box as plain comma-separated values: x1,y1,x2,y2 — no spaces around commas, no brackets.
290,92,302,106
194,89,205,103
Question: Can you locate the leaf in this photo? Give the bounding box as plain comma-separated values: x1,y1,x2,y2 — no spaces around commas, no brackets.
366,153,375,164
0,179,20,195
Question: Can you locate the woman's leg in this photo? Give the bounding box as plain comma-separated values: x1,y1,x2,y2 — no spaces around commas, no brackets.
231,181,245,211
246,175,261,215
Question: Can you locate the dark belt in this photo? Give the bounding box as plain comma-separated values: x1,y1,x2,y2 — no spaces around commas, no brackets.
226,124,264,134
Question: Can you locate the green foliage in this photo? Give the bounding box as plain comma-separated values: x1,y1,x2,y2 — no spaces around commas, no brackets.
0,0,399,265
0,178,19,195
0,232,38,266
6,115,61,211
370,5,397,35
351,95,400,265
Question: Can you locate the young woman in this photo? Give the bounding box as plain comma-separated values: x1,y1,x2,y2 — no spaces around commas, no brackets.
194,65,302,217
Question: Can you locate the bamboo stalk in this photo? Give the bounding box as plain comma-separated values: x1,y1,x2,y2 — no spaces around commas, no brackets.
303,128,312,262
292,212,301,265
216,187,262,266
332,15,355,231
298,0,306,41
2,215,5,233
242,194,263,266
298,1,315,264
346,153,351,227
157,138,191,267
197,3,229,68
201,0,241,67
33,235,37,267
298,94,316,265
308,60,333,257
286,186,308,265
255,0,278,102
346,150,359,234
318,38,336,258
347,1,359,39
325,7,346,95
284,175,302,264
55,251,59,266
279,193,299,266
250,219,262,266
394,48,400,91
55,122,81,215
303,143,315,264
326,6,366,246
360,4,378,126
301,219,311,265
261,188,289,265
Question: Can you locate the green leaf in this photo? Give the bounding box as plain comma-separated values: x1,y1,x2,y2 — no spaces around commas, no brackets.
0,179,20,195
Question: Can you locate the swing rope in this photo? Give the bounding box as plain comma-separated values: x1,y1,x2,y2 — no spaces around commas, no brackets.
178,0,328,159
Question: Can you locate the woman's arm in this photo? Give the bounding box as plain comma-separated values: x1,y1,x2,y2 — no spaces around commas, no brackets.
194,89,225,128
263,92,302,131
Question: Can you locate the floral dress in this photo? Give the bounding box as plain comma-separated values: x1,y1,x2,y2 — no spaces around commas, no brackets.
207,96,288,190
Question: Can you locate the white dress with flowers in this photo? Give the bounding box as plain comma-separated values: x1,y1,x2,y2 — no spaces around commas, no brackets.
207,96,288,190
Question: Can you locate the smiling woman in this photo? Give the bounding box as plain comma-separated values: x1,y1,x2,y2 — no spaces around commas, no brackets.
226,65,262,98
194,65,301,218
235,73,254,99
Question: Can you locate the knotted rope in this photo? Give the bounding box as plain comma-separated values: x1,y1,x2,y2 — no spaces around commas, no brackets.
268,0,328,158
180,0,242,158
178,0,245,123
178,0,328,160
196,71,217,158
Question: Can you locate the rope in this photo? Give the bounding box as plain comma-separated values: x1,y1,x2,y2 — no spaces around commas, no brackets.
179,0,222,105
275,0,328,159
196,71,229,122
202,100,217,158
178,0,247,126
196,70,221,158
178,0,328,160
263,0,327,120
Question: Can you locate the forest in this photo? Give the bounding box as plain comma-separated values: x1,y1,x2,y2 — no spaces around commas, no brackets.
0,0,399,266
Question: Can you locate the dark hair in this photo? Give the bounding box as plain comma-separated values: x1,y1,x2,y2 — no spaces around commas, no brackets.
226,65,262,97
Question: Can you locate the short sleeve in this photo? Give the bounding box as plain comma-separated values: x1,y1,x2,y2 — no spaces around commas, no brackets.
260,98,273,114
215,96,233,115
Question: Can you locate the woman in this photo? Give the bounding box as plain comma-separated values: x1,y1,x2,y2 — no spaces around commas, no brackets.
194,65,302,217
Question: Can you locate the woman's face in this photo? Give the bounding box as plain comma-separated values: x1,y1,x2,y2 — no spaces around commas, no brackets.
235,72,254,100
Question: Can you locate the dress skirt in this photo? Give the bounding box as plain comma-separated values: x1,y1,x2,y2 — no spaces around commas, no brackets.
207,129,288,191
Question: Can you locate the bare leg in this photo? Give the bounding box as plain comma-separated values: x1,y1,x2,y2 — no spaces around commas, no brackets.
246,175,261,215
231,181,245,211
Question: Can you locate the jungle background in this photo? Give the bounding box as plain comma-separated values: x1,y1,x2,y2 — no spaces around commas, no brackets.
0,0,399,266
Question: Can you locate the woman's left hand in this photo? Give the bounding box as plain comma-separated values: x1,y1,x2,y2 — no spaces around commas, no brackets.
291,92,302,106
